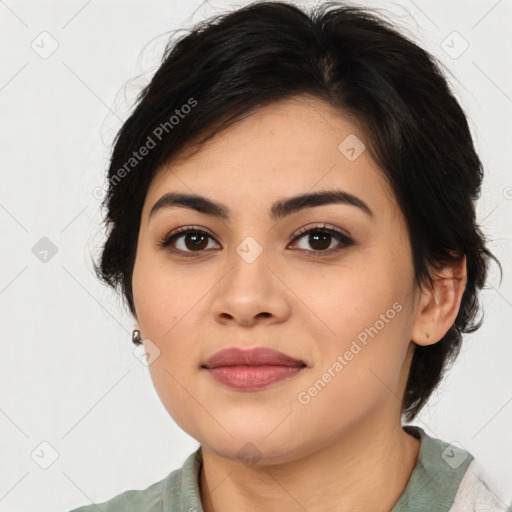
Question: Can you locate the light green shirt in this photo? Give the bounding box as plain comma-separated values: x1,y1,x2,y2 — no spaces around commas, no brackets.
68,426,511,511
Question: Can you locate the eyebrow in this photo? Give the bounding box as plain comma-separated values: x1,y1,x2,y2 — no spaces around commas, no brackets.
148,189,373,222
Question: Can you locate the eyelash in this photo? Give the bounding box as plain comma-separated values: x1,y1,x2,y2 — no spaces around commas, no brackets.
157,223,355,258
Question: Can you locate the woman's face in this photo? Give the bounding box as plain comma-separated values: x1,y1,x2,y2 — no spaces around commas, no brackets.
132,95,421,464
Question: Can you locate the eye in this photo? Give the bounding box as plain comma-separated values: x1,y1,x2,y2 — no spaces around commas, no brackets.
158,223,355,257
288,224,354,256
157,226,220,256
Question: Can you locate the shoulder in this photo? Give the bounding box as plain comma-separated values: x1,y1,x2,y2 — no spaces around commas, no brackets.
394,426,512,512
66,449,202,512
450,459,512,512
66,474,169,512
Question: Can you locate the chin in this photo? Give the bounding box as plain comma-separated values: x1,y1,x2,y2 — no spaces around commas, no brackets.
197,426,307,466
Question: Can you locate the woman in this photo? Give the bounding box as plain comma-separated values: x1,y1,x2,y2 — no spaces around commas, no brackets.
69,1,510,510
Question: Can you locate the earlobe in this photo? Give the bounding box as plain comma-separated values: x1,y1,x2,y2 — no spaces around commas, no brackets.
411,256,467,347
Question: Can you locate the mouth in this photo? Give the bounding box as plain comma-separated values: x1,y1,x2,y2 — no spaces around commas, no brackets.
202,347,307,390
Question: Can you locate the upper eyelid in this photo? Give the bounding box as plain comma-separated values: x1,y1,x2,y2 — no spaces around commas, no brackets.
291,223,351,240
165,223,348,239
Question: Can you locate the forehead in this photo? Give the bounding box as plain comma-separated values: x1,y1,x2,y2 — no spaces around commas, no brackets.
143,95,395,218
163,95,360,172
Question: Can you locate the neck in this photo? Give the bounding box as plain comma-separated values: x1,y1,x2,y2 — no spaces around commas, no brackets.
199,417,420,512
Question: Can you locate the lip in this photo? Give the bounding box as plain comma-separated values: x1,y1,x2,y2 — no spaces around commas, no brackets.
202,347,306,390
203,347,305,369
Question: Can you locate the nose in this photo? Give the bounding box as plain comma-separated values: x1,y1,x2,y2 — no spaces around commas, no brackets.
209,245,291,327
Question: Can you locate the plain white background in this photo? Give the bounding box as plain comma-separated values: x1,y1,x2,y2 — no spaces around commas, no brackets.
0,0,511,510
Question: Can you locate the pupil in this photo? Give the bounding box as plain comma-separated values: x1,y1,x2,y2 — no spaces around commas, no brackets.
310,232,330,250
186,233,208,251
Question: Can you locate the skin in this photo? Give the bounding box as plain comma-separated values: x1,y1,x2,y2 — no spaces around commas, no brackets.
131,95,467,512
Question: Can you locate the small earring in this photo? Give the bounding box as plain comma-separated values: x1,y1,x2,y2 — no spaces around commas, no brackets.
132,329,142,345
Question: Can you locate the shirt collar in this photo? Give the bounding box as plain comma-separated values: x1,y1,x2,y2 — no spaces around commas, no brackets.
162,426,473,511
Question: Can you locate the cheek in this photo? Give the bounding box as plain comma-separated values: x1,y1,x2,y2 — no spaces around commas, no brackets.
133,256,205,433
132,248,206,391
296,260,402,341
295,250,412,381
132,247,199,337
294,300,411,433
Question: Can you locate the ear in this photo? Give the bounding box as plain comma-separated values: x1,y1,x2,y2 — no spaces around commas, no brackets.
411,256,467,346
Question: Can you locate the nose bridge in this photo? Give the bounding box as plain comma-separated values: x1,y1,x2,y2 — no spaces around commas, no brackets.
225,209,271,277
227,232,273,294
235,232,266,267
209,231,290,324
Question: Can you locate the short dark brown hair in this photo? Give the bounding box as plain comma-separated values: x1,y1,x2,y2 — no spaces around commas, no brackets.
94,1,499,420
